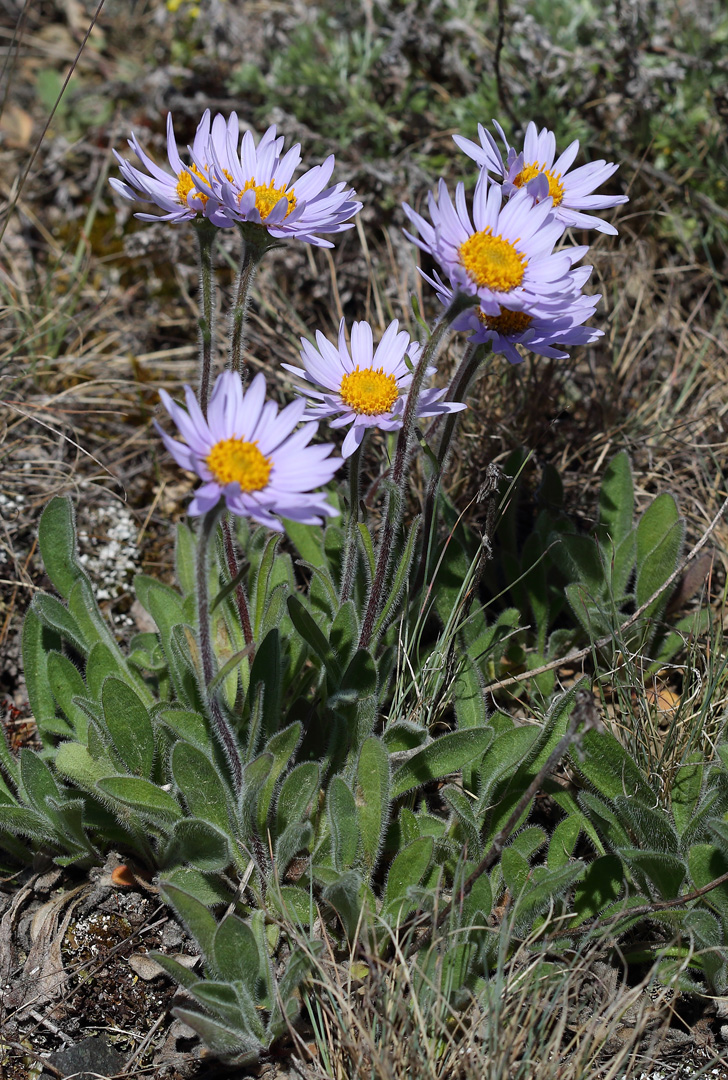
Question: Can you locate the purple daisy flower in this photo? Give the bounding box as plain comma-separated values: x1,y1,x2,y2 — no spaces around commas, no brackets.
426,265,603,364
110,110,237,227
454,120,629,235
205,124,362,248
282,319,466,458
403,173,587,318
156,371,341,530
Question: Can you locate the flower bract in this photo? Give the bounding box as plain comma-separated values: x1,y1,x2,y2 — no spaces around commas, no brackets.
427,265,604,364
110,110,236,226
403,174,586,318
454,120,629,235
207,124,362,248
282,319,466,458
156,372,341,530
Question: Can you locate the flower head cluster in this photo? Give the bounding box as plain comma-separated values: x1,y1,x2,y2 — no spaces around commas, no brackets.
111,110,361,247
454,120,629,236
282,319,466,458
403,118,627,363
156,371,340,530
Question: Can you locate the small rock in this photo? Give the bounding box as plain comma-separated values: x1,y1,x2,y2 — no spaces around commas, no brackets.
45,1036,126,1079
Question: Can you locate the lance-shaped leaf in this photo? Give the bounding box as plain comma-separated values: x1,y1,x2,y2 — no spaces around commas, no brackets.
159,707,210,751
212,914,261,988
689,844,728,924
247,630,282,749
21,609,62,744
159,881,219,966
442,785,481,858
596,451,634,549
276,762,320,836
55,741,118,794
19,748,61,812
383,835,434,920
171,741,234,834
31,594,87,656
287,595,341,683
571,729,656,805
572,854,625,923
172,1008,262,1060
37,496,89,599
392,729,493,800
356,737,390,877
256,722,302,836
619,848,685,900
96,776,183,826
635,493,684,619
163,818,231,872
322,869,373,941
101,677,155,778
175,520,197,597
328,776,359,872
47,651,88,739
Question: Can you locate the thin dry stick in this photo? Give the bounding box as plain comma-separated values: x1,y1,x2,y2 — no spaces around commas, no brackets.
486,492,728,694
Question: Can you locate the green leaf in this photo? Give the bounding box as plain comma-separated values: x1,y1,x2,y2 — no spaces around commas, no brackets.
173,1009,261,1059
159,881,219,964
175,520,197,597
147,952,201,991
86,643,122,701
163,867,233,907
620,848,685,900
19,748,61,812
101,677,155,778
21,608,61,745
328,777,359,872
96,776,183,824
37,496,88,600
159,707,210,751
287,595,341,683
392,729,493,800
356,737,390,877
31,594,87,655
475,725,540,818
572,729,656,805
252,533,280,639
383,836,434,919
164,818,231,872
357,522,376,581
572,854,625,922
373,516,421,638
283,518,326,568
548,816,582,870
171,742,234,834
596,451,634,549
257,722,302,836
550,532,604,594
47,651,88,739
688,845,728,923
267,885,313,926
248,630,282,749
612,796,679,853
322,869,372,941
329,600,359,669
276,762,320,835
274,820,313,875
442,785,481,858
212,915,261,986
55,741,117,793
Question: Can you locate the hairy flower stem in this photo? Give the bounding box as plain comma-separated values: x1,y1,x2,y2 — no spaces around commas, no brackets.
414,341,490,595
197,505,243,796
229,232,267,382
221,515,255,659
358,292,476,649
339,436,366,603
194,220,217,417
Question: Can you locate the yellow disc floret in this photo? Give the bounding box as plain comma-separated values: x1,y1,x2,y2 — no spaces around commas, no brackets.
339,366,399,416
478,306,533,335
206,438,273,492
239,179,297,220
513,162,565,206
177,164,211,207
459,229,527,292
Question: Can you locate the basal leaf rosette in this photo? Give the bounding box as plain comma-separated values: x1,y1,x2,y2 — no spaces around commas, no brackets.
207,124,362,248
454,120,629,235
403,174,585,319
426,263,603,364
282,319,467,458
110,110,237,226
156,371,341,530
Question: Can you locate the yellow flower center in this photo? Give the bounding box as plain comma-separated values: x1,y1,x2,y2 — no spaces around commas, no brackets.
176,165,233,208
477,306,533,335
206,438,273,492
339,366,399,416
458,230,527,292
239,179,297,220
513,162,565,207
